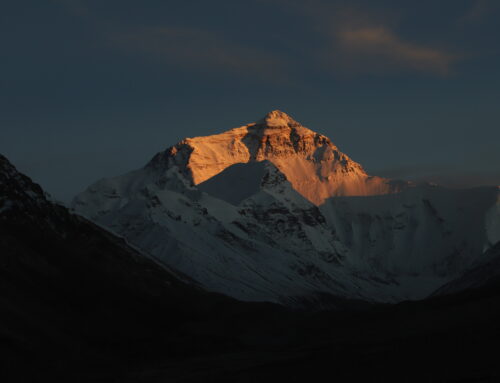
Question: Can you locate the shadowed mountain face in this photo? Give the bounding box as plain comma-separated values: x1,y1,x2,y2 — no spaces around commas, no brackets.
198,161,270,205
3,153,500,382
0,153,283,380
434,241,500,295
73,112,500,305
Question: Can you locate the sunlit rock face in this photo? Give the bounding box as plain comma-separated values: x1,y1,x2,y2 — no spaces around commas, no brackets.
150,110,404,205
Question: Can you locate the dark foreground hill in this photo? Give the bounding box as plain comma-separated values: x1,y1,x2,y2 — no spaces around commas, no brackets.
2,153,500,382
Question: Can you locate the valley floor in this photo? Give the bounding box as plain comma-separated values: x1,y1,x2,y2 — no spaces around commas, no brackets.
5,287,500,383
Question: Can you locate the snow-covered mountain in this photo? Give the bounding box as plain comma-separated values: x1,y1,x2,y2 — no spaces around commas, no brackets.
149,110,405,205
73,111,500,306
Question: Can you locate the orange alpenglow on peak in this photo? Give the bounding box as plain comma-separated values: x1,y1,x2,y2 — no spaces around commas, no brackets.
255,110,302,128
156,110,406,205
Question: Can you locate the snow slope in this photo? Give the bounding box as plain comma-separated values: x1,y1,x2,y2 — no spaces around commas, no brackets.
73,111,500,306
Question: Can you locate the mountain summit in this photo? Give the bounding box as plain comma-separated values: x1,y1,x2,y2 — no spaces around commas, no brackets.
150,110,403,205
255,109,302,127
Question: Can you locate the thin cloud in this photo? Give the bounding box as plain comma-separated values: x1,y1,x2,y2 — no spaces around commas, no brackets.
458,0,499,25
279,1,461,76
334,25,457,75
107,26,289,82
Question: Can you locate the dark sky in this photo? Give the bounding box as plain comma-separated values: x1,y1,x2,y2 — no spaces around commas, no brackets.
1,0,499,203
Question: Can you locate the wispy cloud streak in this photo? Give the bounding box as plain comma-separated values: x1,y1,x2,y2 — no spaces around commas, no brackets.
278,1,462,76
334,25,457,75
458,0,499,24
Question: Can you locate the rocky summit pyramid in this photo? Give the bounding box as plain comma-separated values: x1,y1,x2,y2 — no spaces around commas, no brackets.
148,110,405,205
73,111,500,307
